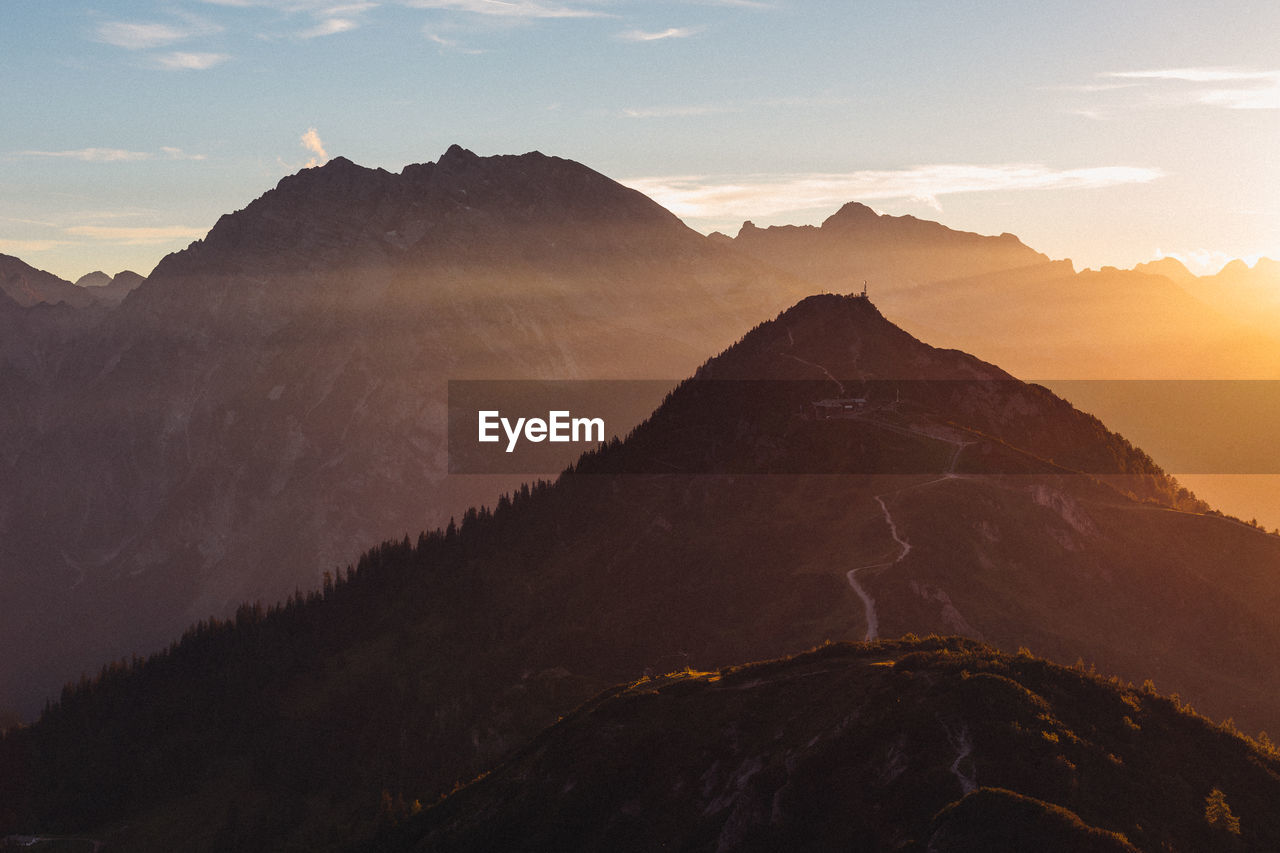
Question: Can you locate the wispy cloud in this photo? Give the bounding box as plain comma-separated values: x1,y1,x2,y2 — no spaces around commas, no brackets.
692,0,772,7
1099,67,1280,110
300,17,360,37
426,31,487,52
301,128,329,167
156,51,230,69
16,146,208,162
622,94,846,119
619,26,698,41
0,239,71,255
19,148,154,162
623,164,1166,224
63,225,208,245
622,104,734,118
95,16,223,50
161,147,209,160
96,21,197,50
198,0,376,9
402,0,605,18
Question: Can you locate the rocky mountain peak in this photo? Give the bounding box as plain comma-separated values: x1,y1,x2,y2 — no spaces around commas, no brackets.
74,271,112,288
699,293,1012,383
821,200,881,228
157,146,691,278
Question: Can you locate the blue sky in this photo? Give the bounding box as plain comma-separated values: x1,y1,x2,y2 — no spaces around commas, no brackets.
3,0,1279,280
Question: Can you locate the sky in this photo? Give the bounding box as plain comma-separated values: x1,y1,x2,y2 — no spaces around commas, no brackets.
3,0,1279,281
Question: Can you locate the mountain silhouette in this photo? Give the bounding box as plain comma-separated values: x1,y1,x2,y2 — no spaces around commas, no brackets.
0,254,99,309
728,208,1280,380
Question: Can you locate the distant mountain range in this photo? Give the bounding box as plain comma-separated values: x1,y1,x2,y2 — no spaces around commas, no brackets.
4,292,1279,851
0,254,142,309
722,205,1280,379
2,145,1278,736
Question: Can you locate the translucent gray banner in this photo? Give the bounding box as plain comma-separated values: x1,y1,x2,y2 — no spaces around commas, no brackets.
448,379,1280,475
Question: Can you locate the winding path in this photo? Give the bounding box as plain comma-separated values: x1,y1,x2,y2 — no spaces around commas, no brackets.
844,424,974,641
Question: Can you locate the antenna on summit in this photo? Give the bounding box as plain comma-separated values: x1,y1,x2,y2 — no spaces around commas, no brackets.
860,280,868,298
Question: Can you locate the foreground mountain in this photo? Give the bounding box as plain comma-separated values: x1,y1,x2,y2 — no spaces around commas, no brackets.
394,638,1280,853
0,147,809,719
4,294,1277,851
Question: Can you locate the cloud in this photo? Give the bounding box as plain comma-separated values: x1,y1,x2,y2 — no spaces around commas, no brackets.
63,225,208,245
161,147,209,160
301,128,329,167
619,26,698,41
198,0,376,8
622,164,1166,223
95,21,196,50
426,31,487,52
622,94,846,119
300,17,360,36
1101,68,1280,110
156,51,230,69
17,147,208,162
622,104,734,118
19,148,154,162
95,16,223,50
402,0,604,18
0,239,71,255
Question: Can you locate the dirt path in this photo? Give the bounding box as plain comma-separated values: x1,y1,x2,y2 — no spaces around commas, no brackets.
843,424,974,641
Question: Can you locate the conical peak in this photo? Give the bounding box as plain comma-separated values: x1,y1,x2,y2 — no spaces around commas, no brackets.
699,292,1011,383
821,202,880,228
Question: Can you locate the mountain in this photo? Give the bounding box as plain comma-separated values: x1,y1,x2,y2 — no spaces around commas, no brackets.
4,293,1278,852
733,202,1052,289
727,208,1280,379
73,271,112,289
0,146,812,720
74,269,145,306
0,254,96,309
1132,256,1199,288
1136,256,1280,332
394,638,1280,853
